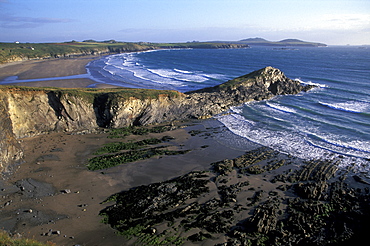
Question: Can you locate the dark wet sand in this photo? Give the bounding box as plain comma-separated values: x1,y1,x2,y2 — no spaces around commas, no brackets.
0,120,250,246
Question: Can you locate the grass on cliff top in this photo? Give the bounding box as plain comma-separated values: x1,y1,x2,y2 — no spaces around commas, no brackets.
0,41,155,63
0,85,182,102
0,230,56,246
0,41,246,64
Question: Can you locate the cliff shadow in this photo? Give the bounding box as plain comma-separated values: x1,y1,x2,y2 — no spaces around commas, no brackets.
46,91,74,121
93,93,113,128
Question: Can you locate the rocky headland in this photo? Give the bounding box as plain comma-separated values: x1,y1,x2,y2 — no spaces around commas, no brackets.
0,66,314,173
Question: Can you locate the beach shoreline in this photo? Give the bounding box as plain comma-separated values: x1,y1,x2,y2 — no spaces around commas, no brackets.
0,55,121,89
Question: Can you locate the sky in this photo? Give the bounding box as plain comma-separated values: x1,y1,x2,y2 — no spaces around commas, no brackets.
0,0,369,45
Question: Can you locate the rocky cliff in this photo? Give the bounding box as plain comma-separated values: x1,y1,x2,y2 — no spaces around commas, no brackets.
0,67,314,173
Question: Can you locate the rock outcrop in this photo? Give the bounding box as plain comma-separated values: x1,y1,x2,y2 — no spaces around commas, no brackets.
0,67,314,173
100,146,370,245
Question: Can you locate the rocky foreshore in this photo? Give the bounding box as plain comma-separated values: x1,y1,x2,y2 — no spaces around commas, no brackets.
0,119,369,246
101,145,370,245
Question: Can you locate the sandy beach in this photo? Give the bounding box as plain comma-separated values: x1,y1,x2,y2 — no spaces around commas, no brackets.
0,119,247,246
0,56,119,88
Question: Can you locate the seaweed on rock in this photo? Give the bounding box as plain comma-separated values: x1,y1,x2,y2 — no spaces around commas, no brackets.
87,146,190,170
100,146,370,245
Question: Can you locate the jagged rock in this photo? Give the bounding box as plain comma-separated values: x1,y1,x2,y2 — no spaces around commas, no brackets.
248,198,280,234
294,181,328,200
96,144,370,246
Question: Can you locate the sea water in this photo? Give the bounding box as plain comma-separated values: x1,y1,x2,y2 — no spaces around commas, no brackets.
87,46,370,171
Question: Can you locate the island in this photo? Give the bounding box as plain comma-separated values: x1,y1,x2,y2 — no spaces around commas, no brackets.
214,37,327,47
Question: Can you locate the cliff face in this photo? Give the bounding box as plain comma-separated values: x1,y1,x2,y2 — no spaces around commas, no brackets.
0,67,314,173
0,93,23,173
3,90,97,138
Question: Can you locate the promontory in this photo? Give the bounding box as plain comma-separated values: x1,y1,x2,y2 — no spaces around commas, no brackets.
0,66,314,173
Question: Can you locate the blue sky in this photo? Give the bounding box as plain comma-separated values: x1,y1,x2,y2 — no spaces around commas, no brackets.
0,0,369,45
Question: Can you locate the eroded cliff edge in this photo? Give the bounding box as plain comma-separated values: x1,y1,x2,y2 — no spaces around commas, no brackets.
0,67,314,173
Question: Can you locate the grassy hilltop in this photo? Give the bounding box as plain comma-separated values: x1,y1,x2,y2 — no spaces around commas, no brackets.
0,40,248,64
237,38,327,47
0,38,325,64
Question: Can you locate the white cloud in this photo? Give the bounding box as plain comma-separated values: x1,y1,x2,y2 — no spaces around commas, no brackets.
0,14,74,29
319,13,370,30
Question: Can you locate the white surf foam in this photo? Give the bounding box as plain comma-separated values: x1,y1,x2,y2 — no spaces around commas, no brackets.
266,101,296,113
174,68,193,74
295,78,327,88
319,101,370,113
147,68,208,83
216,113,370,171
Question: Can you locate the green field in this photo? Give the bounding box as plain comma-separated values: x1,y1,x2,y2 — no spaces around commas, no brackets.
0,41,156,63
0,40,248,64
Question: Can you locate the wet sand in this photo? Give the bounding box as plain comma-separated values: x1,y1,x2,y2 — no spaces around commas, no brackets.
0,56,120,88
0,121,247,246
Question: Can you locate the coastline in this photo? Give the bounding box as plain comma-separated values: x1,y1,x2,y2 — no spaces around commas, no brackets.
0,56,121,89
0,56,369,245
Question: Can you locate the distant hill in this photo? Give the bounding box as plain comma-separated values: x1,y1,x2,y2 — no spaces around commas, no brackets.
0,41,248,64
237,38,327,47
239,38,269,43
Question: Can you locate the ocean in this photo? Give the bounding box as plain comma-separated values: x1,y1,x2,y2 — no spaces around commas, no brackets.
87,46,370,171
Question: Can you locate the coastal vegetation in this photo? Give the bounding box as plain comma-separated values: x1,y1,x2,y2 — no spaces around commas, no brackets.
0,40,248,64
0,85,182,102
0,38,325,64
0,230,56,246
0,41,154,63
93,138,163,155
88,147,190,171
87,124,189,170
